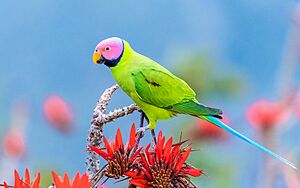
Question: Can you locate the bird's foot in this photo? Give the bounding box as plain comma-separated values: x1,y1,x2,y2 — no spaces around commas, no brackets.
136,125,150,137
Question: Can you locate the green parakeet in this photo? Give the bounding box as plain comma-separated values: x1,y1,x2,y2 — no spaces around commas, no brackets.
92,37,296,169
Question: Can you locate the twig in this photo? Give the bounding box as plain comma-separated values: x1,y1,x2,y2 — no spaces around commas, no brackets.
86,84,139,186
0,184,13,188
132,112,145,157
151,130,157,144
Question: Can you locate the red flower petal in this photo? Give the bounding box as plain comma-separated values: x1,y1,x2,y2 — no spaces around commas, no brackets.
32,172,41,188
14,170,23,187
52,171,90,188
128,123,136,151
71,172,80,188
25,168,30,185
139,166,153,181
157,131,163,141
181,167,203,177
169,145,180,166
175,148,191,173
63,173,71,188
163,137,173,161
129,147,142,163
102,136,114,157
155,132,165,161
125,171,145,179
140,154,152,179
145,144,153,166
78,173,91,188
115,128,124,151
129,179,150,188
3,182,9,188
89,145,109,160
52,171,64,187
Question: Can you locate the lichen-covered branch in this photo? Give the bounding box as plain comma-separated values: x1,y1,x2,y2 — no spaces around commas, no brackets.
94,104,138,125
86,84,139,186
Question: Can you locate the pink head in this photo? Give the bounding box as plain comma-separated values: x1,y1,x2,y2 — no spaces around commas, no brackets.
93,37,124,67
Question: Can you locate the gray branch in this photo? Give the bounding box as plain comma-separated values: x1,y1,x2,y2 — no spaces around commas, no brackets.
85,84,139,185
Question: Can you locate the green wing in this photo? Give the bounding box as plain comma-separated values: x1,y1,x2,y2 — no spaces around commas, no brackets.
132,68,222,116
132,68,195,107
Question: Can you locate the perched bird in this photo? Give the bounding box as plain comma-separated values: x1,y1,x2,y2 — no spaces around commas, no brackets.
93,37,296,169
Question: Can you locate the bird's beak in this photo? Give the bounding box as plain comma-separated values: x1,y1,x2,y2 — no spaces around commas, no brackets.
93,52,104,64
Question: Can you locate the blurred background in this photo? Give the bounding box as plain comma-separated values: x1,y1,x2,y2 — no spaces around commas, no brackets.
1,0,300,187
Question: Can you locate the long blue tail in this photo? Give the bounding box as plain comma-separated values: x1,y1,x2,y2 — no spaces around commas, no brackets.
201,116,297,169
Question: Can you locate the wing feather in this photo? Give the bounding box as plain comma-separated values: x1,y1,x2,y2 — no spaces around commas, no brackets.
132,68,196,108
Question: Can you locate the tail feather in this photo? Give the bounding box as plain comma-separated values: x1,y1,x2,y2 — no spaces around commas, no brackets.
171,101,223,117
201,116,297,169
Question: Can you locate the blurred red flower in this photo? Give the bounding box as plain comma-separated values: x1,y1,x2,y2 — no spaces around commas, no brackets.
246,99,290,131
193,116,229,140
89,124,142,180
3,168,40,188
126,131,203,188
3,128,25,159
51,171,91,188
43,95,73,133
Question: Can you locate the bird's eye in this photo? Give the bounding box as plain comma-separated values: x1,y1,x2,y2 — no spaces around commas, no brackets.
95,49,98,52
105,47,110,51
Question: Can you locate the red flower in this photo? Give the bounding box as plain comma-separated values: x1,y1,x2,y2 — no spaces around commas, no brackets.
3,128,25,159
43,95,73,133
3,168,40,188
193,116,229,140
246,99,290,131
89,124,142,180
51,171,91,188
126,131,203,188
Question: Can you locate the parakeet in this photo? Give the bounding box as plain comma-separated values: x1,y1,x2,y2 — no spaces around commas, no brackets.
93,37,296,169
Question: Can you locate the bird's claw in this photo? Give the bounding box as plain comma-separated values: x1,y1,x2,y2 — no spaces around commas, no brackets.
136,126,150,137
